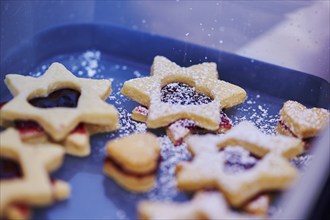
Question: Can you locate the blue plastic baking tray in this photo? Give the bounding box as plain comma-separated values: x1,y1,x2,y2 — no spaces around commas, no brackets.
1,24,329,219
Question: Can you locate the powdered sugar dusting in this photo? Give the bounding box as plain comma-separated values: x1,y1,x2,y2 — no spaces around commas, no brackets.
115,209,129,220
222,146,258,174
147,136,191,201
104,107,147,139
231,93,279,134
24,50,321,219
291,154,313,171
28,50,106,78
161,82,213,105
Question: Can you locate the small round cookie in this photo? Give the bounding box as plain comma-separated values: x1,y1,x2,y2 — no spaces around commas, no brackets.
103,133,160,192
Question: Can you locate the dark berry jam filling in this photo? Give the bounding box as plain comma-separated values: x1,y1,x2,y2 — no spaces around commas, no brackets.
70,123,87,134
104,156,160,178
219,111,232,130
278,120,297,138
12,203,30,217
161,82,213,105
14,120,85,135
0,101,7,109
14,120,44,134
29,88,80,108
0,157,23,180
278,120,313,150
222,147,259,174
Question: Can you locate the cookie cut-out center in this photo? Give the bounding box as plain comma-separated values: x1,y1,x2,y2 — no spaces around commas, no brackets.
222,146,258,174
29,88,81,108
161,82,213,105
0,157,23,180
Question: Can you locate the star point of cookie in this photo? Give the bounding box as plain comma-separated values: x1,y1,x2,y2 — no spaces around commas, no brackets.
0,128,70,218
176,151,298,207
121,56,246,130
1,62,119,141
188,121,304,159
138,192,261,220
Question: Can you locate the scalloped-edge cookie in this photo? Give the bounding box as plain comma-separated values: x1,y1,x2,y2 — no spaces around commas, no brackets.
0,129,70,220
103,133,160,192
121,56,246,131
138,192,261,220
1,62,119,141
277,100,329,139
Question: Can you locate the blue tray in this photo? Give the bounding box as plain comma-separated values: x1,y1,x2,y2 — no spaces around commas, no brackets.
1,24,329,219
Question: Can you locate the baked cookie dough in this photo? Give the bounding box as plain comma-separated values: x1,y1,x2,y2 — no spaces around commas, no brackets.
277,100,329,139
0,129,70,220
122,56,246,131
103,133,160,192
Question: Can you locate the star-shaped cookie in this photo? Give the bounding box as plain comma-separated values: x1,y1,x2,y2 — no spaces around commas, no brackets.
176,121,302,207
121,56,246,130
138,192,260,219
1,62,119,141
0,129,70,218
176,151,298,207
188,121,304,159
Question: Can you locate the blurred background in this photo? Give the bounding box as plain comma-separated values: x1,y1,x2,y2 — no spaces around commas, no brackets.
1,0,329,81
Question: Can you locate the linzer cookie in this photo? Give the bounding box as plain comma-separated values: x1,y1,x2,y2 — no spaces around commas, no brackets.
138,192,260,220
132,106,233,145
188,121,304,159
0,129,70,220
176,150,298,207
277,100,329,139
103,133,160,192
176,121,302,207
0,63,119,156
122,56,246,131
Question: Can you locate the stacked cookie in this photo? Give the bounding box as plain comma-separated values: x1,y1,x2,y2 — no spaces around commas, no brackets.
1,56,329,220
0,63,120,219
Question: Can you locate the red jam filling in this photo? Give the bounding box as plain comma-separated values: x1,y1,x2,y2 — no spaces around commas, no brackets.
161,82,213,105
14,120,44,134
168,111,233,145
70,123,87,134
11,203,30,217
0,157,23,180
134,105,149,116
278,120,297,138
12,121,86,136
219,111,233,130
28,88,81,108
104,156,160,178
222,147,259,174
278,120,313,150
0,101,7,108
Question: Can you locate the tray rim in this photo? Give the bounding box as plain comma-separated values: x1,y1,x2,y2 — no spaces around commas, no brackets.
1,23,329,220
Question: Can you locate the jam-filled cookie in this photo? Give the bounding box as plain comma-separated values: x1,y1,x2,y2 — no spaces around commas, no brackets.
103,133,160,192
0,129,70,220
176,121,302,208
0,63,119,156
138,192,260,220
122,56,245,144
132,106,233,145
277,100,329,139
